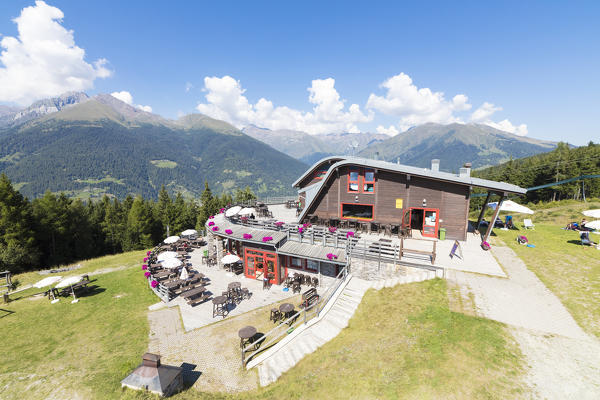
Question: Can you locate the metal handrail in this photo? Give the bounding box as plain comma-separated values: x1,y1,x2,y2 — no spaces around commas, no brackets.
241,266,348,367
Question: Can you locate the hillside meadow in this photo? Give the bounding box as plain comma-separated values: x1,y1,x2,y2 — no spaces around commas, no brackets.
2,253,526,399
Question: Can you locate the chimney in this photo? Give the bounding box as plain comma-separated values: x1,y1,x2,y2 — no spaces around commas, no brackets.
431,159,440,172
459,162,471,177
142,353,161,368
458,163,471,178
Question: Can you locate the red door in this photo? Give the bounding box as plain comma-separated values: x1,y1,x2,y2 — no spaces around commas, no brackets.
422,208,439,238
244,248,279,283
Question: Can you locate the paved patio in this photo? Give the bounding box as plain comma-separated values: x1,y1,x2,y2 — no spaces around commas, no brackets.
162,247,335,331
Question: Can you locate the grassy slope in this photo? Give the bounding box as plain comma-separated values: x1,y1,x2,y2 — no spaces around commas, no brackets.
485,199,600,338
0,251,155,400
476,198,600,338
2,256,525,399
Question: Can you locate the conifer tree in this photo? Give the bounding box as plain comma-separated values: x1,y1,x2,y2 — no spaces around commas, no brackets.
0,174,39,273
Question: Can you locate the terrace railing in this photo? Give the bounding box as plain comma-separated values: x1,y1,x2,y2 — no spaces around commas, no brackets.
241,265,349,367
227,216,440,270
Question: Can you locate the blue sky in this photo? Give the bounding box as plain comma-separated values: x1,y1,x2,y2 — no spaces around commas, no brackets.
0,1,598,144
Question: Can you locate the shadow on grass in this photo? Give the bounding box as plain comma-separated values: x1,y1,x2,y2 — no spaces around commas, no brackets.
73,285,106,298
0,308,15,318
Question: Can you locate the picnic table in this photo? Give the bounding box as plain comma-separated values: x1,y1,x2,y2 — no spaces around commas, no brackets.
154,270,173,279
163,279,184,290
182,286,205,300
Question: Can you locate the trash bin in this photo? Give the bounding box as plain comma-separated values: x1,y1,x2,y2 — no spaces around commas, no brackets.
439,228,446,240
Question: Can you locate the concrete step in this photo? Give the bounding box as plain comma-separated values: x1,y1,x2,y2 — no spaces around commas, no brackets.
328,307,352,322
339,294,361,305
331,302,355,315
326,313,349,329
330,302,353,316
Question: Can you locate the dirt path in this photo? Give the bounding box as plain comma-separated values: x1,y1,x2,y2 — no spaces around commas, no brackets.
447,245,600,399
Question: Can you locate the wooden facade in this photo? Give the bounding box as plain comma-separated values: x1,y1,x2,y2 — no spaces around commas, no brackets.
300,165,470,240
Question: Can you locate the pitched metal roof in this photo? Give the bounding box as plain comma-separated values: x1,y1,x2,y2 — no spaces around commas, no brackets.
297,156,527,222
278,241,346,265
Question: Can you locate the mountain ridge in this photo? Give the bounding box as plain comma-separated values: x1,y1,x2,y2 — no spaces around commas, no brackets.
0,94,307,200
357,122,558,171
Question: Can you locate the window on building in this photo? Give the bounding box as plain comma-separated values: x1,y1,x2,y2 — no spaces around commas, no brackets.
306,260,318,272
341,203,374,220
348,169,360,192
290,257,303,269
314,167,328,179
363,169,375,193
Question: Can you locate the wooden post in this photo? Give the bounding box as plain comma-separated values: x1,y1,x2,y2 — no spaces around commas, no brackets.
483,193,505,243
476,191,492,228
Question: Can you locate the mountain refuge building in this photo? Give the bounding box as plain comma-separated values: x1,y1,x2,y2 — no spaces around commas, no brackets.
294,156,527,241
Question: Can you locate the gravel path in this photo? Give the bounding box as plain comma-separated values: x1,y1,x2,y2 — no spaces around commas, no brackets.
447,245,600,399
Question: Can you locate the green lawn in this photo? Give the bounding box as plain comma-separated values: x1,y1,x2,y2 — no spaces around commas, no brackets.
492,224,600,338
2,254,526,399
472,198,600,338
0,253,156,400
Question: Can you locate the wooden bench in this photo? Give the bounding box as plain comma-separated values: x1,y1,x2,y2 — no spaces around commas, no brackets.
187,293,211,306
400,238,436,264
300,288,319,309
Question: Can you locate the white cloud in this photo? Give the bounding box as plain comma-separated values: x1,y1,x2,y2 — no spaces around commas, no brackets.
0,1,111,105
365,73,528,136
376,125,399,136
196,76,373,134
110,91,133,105
110,90,152,113
185,82,194,93
136,104,152,113
470,102,527,136
366,73,471,131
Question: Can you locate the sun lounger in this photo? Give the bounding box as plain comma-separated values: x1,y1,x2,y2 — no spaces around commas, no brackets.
523,219,535,229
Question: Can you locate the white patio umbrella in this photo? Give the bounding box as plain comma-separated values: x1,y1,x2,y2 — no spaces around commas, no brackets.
487,200,534,214
221,254,241,264
225,206,242,217
582,209,600,219
157,251,178,262
34,276,63,304
55,276,83,303
162,258,182,269
181,229,197,236
238,207,256,216
584,220,600,230
179,267,189,280
164,235,180,244
33,276,62,288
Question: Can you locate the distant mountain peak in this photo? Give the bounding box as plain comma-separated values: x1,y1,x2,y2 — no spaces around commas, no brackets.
0,91,89,127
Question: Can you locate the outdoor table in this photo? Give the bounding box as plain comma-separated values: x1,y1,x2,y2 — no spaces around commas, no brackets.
182,286,205,299
228,282,241,290
154,270,174,280
279,303,295,319
238,325,257,349
213,295,228,318
163,279,183,289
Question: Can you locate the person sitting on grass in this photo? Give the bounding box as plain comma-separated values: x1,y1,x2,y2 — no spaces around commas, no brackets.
580,231,597,246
